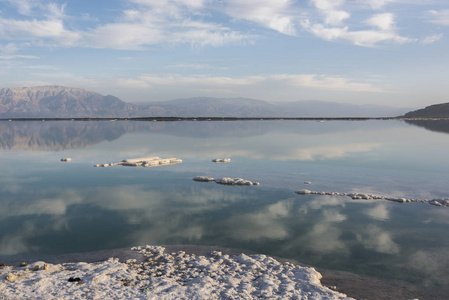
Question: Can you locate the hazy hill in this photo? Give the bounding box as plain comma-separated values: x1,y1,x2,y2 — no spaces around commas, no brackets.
403,102,449,118
0,86,410,118
0,86,136,118
144,97,280,117
277,100,409,117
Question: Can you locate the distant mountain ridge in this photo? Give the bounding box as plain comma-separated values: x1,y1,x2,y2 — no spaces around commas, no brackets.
0,86,135,118
403,102,449,118
0,86,410,118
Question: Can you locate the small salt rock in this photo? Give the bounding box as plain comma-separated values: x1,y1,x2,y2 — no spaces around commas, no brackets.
304,181,311,184
296,189,312,195
6,273,17,282
33,265,39,271
44,264,49,270
19,262,27,267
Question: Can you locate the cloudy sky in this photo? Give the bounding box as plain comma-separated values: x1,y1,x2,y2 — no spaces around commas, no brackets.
0,0,448,107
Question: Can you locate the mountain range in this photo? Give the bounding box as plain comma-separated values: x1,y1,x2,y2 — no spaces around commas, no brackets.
0,86,411,118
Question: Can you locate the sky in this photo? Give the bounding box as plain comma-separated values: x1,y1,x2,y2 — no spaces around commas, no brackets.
0,0,448,108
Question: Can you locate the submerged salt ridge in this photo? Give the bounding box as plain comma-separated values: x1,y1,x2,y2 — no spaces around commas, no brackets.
0,245,352,300
193,176,260,186
296,189,449,207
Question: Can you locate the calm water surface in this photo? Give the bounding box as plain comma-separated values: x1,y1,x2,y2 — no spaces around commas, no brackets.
0,119,448,292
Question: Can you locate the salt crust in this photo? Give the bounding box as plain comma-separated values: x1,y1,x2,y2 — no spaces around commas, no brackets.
0,245,353,299
296,190,449,207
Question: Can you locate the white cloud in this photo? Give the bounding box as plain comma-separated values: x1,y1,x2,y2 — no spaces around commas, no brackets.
0,17,81,46
2,0,67,19
364,0,396,10
301,12,415,47
427,10,449,26
117,73,384,93
225,0,297,35
117,74,265,89
357,225,400,254
0,54,38,60
0,0,435,51
82,2,253,50
364,204,390,220
306,223,346,253
24,64,60,70
224,201,291,240
366,13,395,31
421,33,444,44
311,0,350,26
272,74,384,92
0,43,21,53
0,0,253,50
166,63,212,69
3,0,36,16
131,0,207,9
274,143,381,161
356,0,427,10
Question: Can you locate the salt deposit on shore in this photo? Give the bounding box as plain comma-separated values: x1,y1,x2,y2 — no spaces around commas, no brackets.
0,245,352,300
193,176,260,186
296,189,449,207
94,157,182,168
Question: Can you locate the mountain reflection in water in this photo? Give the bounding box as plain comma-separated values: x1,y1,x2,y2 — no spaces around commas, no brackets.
0,119,402,150
405,119,449,135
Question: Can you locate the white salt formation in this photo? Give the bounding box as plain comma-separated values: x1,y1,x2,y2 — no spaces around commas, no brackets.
60,158,71,162
215,177,260,186
193,176,215,182
193,176,260,186
296,190,449,207
94,157,182,168
0,245,353,299
212,158,231,163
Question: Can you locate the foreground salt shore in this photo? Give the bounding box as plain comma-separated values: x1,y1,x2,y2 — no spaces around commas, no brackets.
0,245,352,300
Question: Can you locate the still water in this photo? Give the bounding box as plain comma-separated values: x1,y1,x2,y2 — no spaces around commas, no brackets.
0,119,448,291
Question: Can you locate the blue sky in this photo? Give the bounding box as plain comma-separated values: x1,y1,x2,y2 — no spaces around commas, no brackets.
0,0,448,108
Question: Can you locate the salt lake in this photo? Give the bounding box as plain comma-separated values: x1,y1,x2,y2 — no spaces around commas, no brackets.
0,119,448,295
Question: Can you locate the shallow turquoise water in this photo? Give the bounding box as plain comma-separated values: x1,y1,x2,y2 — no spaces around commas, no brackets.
0,119,448,291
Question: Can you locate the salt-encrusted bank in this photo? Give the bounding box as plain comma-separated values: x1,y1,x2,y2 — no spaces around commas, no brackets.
193,176,260,186
94,157,182,168
0,245,352,300
296,190,449,207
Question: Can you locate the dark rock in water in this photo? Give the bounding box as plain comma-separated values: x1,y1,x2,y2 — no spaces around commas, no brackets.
68,277,82,282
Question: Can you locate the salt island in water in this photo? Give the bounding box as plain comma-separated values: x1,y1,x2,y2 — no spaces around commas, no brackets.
94,156,182,168
193,176,260,186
